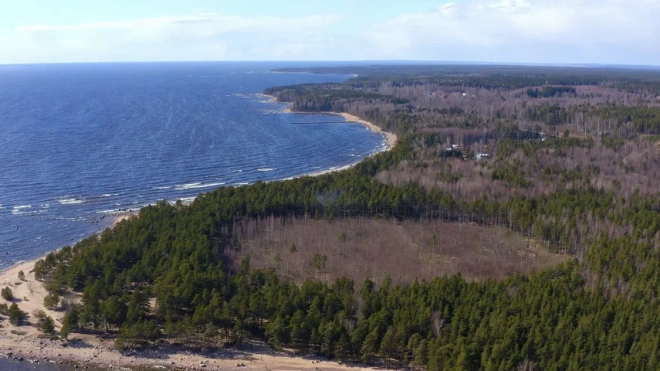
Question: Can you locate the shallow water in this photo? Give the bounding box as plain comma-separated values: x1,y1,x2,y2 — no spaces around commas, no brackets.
0,62,384,267
0,359,72,370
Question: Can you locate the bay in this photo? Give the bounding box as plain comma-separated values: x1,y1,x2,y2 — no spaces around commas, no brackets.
0,62,384,267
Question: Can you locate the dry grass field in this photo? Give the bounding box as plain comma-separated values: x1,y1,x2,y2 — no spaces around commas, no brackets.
227,216,567,285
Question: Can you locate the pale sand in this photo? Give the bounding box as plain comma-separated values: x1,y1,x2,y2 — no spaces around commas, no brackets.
334,113,397,151
112,211,139,227
0,260,378,370
268,97,397,150
0,98,396,369
262,95,397,150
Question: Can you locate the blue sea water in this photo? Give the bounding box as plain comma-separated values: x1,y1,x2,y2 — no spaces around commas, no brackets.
0,62,385,268
0,359,74,370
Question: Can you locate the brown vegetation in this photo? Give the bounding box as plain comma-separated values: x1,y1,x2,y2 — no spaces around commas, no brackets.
270,75,660,202
227,216,567,285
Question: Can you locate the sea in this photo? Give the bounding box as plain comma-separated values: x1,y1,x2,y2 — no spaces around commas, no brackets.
0,361,72,371
0,62,385,269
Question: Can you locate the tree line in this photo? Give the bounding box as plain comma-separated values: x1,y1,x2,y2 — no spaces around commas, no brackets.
25,66,660,370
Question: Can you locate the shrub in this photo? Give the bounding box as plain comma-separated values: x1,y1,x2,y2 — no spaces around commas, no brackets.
32,309,47,320
17,271,25,281
60,306,80,340
1,287,13,301
60,298,70,311
40,316,55,335
43,292,60,310
8,303,25,326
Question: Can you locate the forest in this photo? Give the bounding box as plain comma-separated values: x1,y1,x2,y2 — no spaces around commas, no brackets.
23,65,660,370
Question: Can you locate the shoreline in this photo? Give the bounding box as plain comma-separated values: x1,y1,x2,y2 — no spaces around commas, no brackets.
0,258,378,371
0,93,398,370
333,112,397,151
262,93,398,151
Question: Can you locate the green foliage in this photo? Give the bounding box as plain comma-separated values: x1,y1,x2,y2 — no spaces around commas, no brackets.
60,306,80,340
526,86,576,98
26,65,660,368
17,271,25,281
311,253,328,272
40,316,55,334
43,292,60,310
491,161,533,188
1,287,13,301
32,309,47,320
8,303,25,326
271,65,660,91
602,135,625,150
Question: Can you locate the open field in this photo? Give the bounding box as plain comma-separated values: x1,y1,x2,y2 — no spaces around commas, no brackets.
229,217,567,285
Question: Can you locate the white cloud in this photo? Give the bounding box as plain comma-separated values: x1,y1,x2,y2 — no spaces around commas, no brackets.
18,13,339,35
2,1,660,64
361,0,660,64
6,13,341,63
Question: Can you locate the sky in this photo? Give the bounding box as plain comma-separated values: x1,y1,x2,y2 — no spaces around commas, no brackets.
0,0,659,65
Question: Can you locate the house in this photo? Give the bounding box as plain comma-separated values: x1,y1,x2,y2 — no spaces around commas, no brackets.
476,152,490,160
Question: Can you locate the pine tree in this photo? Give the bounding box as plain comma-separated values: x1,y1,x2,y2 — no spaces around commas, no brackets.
41,316,55,334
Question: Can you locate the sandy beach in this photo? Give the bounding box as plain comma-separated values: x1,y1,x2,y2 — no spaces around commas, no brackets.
262,94,397,151
0,95,398,370
111,211,139,227
0,258,379,371
334,112,397,150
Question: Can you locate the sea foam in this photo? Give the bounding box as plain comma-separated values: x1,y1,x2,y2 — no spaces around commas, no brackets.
58,198,84,205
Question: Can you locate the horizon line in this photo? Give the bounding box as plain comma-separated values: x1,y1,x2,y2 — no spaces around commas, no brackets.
1,60,660,70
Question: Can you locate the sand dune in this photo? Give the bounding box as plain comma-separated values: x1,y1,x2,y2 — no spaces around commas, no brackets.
0,260,378,371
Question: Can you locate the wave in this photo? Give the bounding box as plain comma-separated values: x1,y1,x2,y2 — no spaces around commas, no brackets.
257,168,275,172
99,193,119,198
153,186,173,190
40,203,50,208
231,93,252,99
58,198,84,205
55,216,85,221
174,181,226,190
11,205,32,215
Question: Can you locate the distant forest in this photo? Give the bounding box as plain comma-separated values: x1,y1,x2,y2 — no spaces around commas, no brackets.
27,65,660,370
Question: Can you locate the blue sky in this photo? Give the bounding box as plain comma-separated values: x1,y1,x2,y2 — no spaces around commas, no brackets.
1,0,658,65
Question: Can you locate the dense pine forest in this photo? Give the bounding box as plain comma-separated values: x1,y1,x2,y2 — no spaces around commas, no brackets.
27,65,660,370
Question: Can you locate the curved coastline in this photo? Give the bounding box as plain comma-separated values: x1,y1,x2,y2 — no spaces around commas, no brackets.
0,92,397,370
263,93,397,151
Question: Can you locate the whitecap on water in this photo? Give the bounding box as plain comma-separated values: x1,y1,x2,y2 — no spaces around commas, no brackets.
99,193,120,198
174,182,225,190
58,198,84,205
257,168,275,172
11,205,32,215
